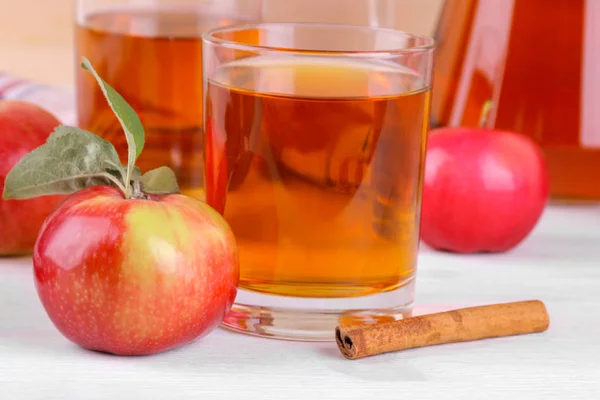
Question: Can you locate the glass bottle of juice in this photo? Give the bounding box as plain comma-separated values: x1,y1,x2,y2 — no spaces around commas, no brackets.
432,0,600,200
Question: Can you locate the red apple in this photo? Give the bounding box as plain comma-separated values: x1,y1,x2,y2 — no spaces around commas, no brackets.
4,58,240,356
420,127,549,253
0,101,65,255
33,185,239,355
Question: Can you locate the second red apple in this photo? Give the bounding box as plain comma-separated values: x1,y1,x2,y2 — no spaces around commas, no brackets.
420,127,549,254
0,101,65,255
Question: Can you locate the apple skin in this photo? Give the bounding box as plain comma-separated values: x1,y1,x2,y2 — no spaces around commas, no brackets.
420,127,549,254
33,185,239,356
0,101,66,255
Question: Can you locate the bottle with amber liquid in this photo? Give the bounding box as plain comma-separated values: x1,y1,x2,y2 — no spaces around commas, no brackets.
432,0,600,200
74,0,262,197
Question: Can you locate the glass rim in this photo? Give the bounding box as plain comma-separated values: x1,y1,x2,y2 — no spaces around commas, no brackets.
202,22,436,56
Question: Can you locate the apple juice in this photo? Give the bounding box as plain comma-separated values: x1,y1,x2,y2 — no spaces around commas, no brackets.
204,56,431,298
75,9,256,195
432,0,600,200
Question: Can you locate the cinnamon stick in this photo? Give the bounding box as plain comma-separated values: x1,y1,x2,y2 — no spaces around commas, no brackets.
335,300,549,360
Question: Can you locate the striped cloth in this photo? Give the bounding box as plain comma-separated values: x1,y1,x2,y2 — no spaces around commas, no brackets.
0,74,77,126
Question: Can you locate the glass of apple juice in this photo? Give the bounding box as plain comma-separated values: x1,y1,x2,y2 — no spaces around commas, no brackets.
202,22,435,341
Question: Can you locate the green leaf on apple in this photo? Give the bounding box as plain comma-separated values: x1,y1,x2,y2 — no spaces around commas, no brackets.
81,56,145,197
3,126,128,199
141,167,180,195
130,166,143,181
2,58,180,201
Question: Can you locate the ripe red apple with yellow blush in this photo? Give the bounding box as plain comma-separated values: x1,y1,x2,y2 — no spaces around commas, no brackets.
3,58,239,356
33,184,237,355
420,118,550,254
0,101,65,255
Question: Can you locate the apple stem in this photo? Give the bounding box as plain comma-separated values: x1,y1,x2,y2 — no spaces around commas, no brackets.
479,100,494,128
130,179,149,200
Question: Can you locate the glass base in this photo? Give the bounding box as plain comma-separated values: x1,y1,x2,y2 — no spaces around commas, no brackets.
221,279,415,341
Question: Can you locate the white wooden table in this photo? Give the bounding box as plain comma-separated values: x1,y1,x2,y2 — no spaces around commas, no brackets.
1,204,600,399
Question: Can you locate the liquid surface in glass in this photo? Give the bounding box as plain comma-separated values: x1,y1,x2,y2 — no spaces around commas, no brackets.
205,55,430,298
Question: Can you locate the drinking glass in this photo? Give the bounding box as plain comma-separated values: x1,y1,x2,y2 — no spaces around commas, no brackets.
74,0,263,197
203,22,435,340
